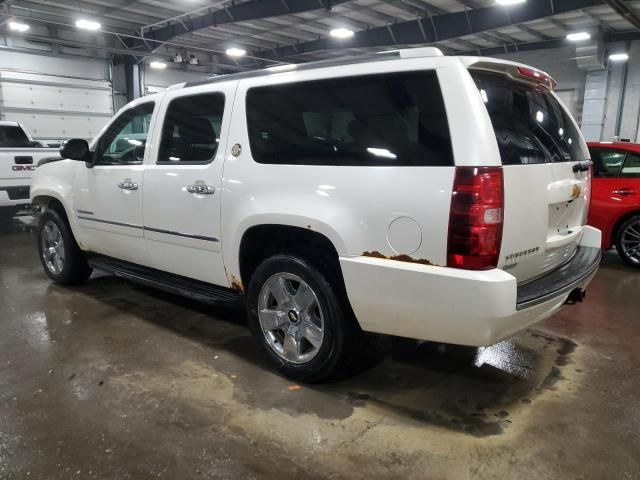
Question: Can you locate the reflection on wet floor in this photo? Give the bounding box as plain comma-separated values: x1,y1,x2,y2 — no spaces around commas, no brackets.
1,225,640,479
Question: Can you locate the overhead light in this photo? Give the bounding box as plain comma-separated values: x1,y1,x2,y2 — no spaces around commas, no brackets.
330,27,354,39
495,0,525,5
75,19,101,31
226,47,246,57
566,32,590,42
609,52,629,62
536,111,544,123
150,61,167,69
8,21,30,32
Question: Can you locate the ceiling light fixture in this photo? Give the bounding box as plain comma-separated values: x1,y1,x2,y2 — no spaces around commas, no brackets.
226,47,246,57
75,19,101,31
609,53,629,62
150,61,167,69
330,27,354,39
8,21,30,32
566,32,590,42
495,0,525,5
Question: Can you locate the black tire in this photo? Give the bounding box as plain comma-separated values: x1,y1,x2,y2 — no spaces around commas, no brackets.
247,254,360,383
615,215,640,268
37,209,92,284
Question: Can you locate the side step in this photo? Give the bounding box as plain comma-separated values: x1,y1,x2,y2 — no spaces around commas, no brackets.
87,255,243,307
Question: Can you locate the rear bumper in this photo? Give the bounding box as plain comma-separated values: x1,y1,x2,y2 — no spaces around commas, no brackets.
340,226,602,346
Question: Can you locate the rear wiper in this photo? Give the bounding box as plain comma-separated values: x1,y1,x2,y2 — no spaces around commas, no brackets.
573,161,592,173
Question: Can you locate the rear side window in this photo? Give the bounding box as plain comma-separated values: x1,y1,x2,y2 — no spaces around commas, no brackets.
246,71,453,166
622,153,640,177
158,93,225,164
590,148,626,177
471,71,588,165
0,125,32,148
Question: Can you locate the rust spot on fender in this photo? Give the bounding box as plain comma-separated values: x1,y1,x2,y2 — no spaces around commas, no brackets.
229,274,244,292
362,251,434,266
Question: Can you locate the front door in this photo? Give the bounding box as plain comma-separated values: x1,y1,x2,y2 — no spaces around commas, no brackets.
73,101,157,264
142,86,234,286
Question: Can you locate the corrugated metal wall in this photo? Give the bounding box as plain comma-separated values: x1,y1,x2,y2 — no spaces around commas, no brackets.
0,50,114,143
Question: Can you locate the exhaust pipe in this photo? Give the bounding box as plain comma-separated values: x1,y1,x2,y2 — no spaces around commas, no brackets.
565,288,586,305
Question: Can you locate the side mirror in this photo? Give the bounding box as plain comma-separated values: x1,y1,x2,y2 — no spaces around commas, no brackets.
60,139,90,161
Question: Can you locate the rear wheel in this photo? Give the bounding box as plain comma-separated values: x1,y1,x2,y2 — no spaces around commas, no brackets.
37,209,92,284
616,215,640,268
247,254,359,383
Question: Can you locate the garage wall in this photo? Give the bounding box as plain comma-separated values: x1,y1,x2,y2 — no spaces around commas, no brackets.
0,50,114,143
143,66,212,94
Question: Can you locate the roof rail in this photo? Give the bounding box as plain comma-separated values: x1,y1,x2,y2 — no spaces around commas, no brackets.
184,46,445,88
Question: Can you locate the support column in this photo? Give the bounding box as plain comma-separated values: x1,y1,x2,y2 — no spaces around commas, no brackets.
124,57,142,102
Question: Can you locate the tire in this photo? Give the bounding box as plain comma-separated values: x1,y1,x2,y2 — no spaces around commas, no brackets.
246,254,359,383
37,209,92,284
615,215,640,268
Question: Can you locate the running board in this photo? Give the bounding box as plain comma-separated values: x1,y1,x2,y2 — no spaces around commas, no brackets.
87,255,243,307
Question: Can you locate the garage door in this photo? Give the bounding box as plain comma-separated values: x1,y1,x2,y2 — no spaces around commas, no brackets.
0,50,113,145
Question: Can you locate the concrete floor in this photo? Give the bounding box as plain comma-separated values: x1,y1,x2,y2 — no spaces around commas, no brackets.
0,218,639,480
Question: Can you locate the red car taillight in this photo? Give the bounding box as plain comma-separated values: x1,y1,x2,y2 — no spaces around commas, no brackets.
447,166,504,270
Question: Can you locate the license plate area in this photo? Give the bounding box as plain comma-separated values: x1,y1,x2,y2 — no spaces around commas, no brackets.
548,201,581,239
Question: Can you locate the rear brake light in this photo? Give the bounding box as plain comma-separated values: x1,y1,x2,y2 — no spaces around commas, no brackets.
517,66,558,90
447,167,504,270
583,163,593,224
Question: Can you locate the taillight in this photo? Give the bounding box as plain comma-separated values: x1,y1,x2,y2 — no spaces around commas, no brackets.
447,166,504,270
583,163,593,224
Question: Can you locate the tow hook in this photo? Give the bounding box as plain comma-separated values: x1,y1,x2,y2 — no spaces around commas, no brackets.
565,288,586,305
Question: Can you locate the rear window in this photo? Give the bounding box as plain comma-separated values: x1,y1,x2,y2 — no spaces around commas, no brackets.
0,125,32,148
471,71,588,165
246,71,454,166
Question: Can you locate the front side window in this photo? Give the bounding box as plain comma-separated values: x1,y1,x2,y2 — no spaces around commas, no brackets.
590,149,626,177
621,153,640,177
246,71,454,166
96,102,155,165
471,71,588,165
157,93,225,164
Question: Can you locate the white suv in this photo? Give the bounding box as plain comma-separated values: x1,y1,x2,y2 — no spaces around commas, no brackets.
31,48,601,382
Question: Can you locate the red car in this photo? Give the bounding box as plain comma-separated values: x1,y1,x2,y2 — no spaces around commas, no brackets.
587,142,640,267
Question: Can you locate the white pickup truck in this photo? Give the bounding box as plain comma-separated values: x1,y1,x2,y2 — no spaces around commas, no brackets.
0,121,58,224
30,48,601,381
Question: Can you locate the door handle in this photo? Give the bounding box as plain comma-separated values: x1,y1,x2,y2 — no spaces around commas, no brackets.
117,181,139,191
186,184,215,195
612,188,636,196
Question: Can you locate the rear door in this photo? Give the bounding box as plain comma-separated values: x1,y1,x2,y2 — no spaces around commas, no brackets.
142,84,234,286
471,69,591,284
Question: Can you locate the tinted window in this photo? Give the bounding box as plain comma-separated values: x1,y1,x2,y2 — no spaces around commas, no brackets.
0,125,33,148
158,93,225,164
590,148,626,177
472,71,588,165
96,103,155,165
246,71,453,166
622,153,640,177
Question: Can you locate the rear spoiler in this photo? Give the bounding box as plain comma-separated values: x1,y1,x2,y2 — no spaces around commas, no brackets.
463,59,557,90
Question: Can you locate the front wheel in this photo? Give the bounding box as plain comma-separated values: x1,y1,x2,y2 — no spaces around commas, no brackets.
616,215,640,268
247,254,359,383
37,209,93,284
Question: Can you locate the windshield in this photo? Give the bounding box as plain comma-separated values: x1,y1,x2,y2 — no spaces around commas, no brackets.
0,125,33,148
471,70,588,165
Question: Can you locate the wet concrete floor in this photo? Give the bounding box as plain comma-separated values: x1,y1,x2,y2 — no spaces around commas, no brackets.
0,217,639,479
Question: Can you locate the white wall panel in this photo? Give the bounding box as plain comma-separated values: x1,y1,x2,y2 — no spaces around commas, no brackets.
0,50,113,143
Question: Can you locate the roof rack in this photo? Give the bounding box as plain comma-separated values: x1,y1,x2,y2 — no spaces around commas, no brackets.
183,47,444,88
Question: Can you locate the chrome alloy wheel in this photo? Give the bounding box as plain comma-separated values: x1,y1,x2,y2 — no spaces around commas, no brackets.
41,220,65,275
258,272,325,364
620,220,640,266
